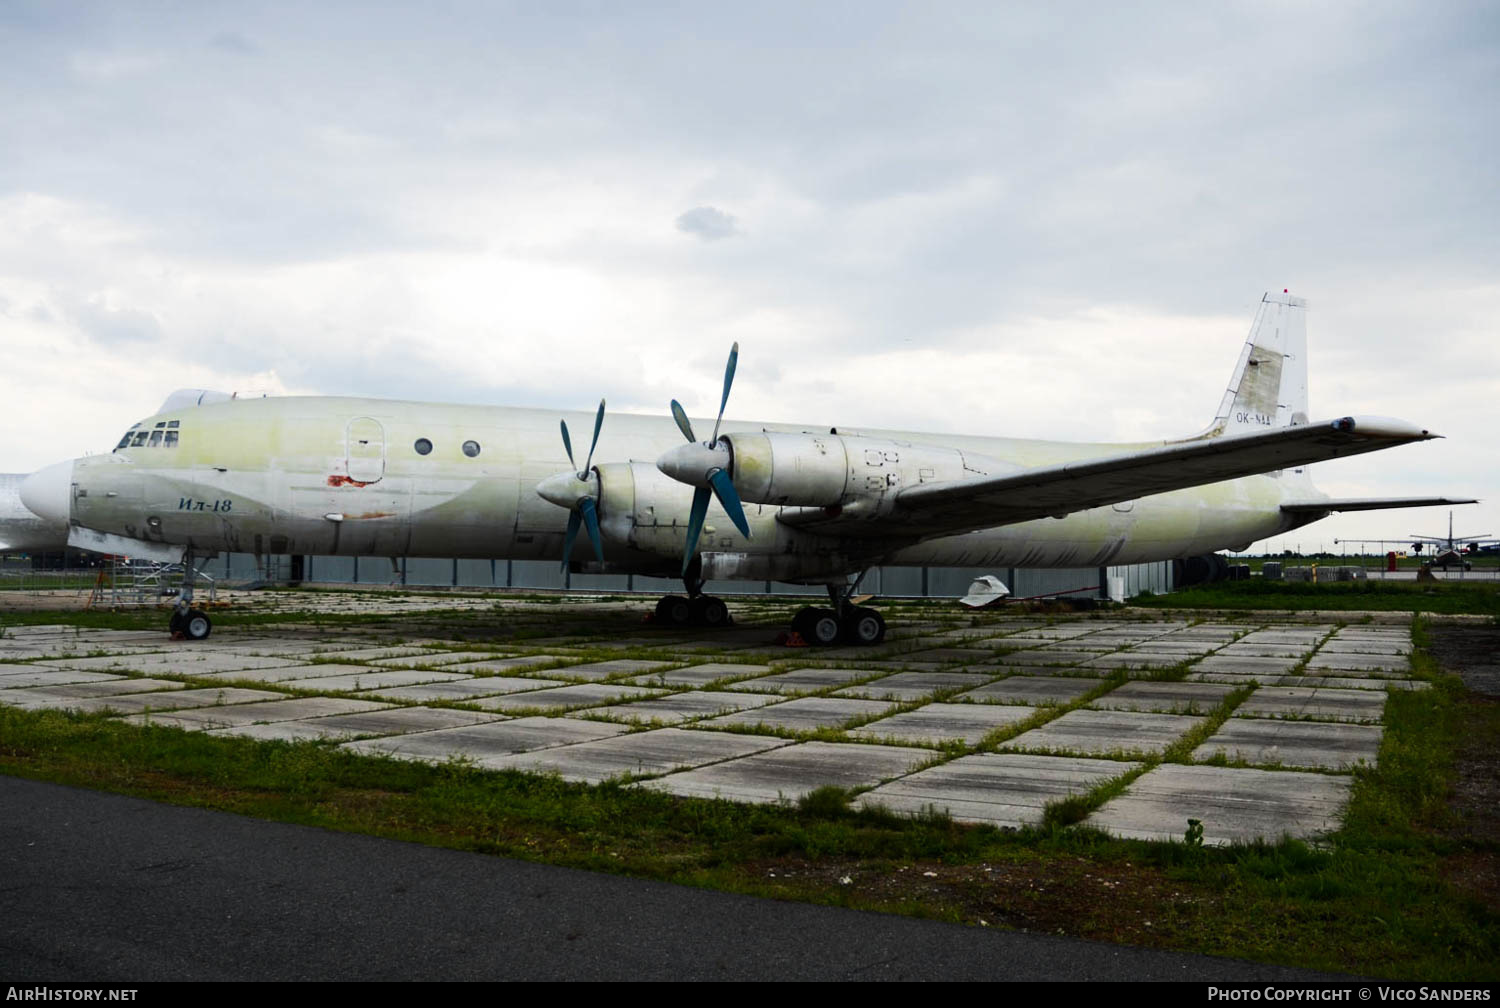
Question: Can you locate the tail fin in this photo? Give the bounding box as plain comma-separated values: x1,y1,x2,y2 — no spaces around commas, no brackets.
1202,291,1309,437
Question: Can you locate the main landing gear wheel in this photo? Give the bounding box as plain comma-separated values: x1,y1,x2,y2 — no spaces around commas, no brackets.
791,606,842,645
690,595,731,627
656,595,692,626
790,606,818,640
841,607,886,645
655,594,732,627
790,601,885,647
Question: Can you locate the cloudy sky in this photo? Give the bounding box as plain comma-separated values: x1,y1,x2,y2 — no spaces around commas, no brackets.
1,1,1495,553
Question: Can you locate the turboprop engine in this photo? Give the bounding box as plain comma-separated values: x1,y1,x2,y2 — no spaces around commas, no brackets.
657,430,976,516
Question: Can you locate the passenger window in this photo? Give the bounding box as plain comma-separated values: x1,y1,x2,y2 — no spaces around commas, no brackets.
414,438,433,456
462,440,481,457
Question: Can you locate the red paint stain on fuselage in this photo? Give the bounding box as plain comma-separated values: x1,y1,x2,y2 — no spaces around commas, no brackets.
327,475,375,488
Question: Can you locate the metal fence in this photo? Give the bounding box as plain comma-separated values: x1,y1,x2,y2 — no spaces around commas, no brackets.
198,552,1175,600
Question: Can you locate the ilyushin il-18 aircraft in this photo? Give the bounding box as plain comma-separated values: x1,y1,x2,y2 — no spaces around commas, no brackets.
18,292,1473,644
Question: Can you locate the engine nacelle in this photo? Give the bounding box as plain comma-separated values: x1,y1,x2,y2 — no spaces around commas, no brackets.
720,432,849,506
718,431,973,515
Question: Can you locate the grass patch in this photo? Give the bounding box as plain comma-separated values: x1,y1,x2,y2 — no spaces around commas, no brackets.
1,599,1496,978
1134,579,1500,616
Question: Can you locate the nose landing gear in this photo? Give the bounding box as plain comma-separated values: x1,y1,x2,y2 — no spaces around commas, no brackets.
167,549,212,641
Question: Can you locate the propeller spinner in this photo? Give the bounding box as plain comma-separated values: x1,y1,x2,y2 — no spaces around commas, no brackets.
656,343,752,574
536,399,607,571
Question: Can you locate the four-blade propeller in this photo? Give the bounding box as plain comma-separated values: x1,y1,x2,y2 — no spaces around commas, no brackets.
661,343,752,574
536,345,755,578
536,398,606,571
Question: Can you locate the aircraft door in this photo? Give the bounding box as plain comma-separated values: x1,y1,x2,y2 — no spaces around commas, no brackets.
346,417,385,484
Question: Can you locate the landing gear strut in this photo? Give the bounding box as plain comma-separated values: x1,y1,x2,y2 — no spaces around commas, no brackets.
653,556,732,628
169,549,212,641
789,573,886,646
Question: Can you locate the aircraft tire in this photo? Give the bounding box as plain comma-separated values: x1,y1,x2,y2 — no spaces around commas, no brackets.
692,595,730,627
167,609,185,635
806,609,842,647
790,607,819,640
184,609,212,641
842,607,886,645
656,595,692,626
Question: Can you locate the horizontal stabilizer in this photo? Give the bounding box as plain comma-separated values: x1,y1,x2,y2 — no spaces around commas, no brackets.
1281,497,1479,514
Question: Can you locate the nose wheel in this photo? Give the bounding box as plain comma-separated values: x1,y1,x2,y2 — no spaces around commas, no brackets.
168,605,212,641
166,548,212,640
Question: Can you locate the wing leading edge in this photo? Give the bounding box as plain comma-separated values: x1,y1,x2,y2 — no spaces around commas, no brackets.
787,416,1440,540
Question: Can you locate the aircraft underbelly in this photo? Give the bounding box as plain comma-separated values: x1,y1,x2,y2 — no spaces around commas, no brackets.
890,487,1284,568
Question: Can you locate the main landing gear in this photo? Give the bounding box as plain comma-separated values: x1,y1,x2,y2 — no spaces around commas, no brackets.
167,549,212,641
650,562,887,646
789,577,886,646
653,558,733,628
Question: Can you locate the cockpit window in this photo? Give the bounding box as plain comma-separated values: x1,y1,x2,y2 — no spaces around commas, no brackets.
113,419,183,451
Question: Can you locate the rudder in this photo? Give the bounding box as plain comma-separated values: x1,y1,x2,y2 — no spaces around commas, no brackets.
1203,291,1309,436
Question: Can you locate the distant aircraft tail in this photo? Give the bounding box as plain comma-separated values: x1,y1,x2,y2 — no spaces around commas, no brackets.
1200,291,1310,437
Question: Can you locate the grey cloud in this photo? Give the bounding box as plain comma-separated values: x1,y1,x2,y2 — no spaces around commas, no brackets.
676,206,741,241
208,31,256,54
59,293,162,345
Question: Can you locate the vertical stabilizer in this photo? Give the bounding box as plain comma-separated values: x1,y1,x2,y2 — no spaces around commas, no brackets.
1205,291,1309,436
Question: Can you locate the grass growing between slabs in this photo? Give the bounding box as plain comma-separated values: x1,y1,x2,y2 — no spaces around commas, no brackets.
1,649,1495,979
2,599,1496,978
1132,578,1500,616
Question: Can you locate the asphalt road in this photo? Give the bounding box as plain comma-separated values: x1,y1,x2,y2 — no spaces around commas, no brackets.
0,775,1363,982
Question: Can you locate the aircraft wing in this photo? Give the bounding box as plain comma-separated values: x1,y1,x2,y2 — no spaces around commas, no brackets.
782,416,1441,540
1280,497,1478,514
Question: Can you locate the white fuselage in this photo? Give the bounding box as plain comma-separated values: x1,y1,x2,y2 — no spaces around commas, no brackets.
53,395,1312,581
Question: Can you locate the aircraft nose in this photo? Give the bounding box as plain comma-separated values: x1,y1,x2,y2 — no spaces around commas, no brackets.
19,459,74,524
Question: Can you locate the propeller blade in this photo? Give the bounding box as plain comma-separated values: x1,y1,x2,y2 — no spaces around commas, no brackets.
560,419,576,471
561,510,582,572
711,342,738,443
579,496,604,563
670,399,695,444
582,398,605,475
707,467,751,539
681,486,712,575
552,401,609,570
